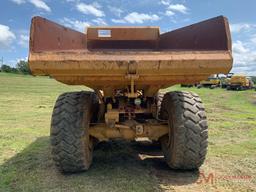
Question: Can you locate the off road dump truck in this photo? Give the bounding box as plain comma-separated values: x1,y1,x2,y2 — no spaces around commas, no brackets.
227,75,254,90
29,16,233,173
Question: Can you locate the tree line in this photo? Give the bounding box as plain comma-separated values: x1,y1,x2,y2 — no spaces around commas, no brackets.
0,60,31,74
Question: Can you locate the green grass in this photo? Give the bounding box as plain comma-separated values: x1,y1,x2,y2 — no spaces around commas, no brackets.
0,72,256,192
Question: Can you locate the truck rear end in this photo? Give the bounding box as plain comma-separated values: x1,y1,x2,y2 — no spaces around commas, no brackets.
29,16,233,173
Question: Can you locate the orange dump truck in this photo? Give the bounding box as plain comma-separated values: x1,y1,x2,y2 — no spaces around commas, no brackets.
29,16,233,173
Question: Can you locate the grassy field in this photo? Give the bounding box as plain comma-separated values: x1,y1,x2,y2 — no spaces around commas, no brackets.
0,72,255,192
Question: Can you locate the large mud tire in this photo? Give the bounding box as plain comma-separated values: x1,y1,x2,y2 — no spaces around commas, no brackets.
159,91,208,170
50,91,98,173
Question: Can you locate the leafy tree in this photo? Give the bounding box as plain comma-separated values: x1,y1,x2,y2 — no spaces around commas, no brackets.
1,65,12,72
1,65,18,73
251,76,256,84
16,60,31,74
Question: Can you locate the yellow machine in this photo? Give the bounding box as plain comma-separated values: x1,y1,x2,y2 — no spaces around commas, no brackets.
227,75,253,90
198,75,221,89
29,16,232,173
220,73,233,88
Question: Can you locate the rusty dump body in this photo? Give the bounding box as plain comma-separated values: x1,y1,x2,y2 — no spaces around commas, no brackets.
29,16,232,96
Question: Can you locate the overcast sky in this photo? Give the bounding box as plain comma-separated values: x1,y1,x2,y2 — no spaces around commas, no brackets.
0,0,255,75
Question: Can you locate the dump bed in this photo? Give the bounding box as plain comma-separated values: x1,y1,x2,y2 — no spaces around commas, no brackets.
29,16,232,96
230,75,248,85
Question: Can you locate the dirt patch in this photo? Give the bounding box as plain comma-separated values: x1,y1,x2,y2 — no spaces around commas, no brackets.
94,140,256,192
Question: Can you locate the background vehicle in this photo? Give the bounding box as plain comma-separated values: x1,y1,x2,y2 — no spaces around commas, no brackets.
197,75,220,89
29,16,232,173
220,73,234,88
227,75,254,90
180,84,194,88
